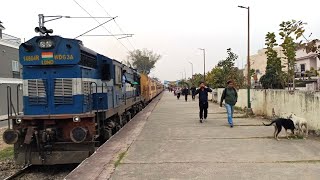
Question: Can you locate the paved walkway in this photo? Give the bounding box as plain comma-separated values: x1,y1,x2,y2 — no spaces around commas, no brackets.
110,91,320,180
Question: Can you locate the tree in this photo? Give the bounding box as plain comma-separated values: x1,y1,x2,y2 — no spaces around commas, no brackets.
206,48,245,89
206,67,224,88
304,39,320,59
260,32,286,89
189,73,204,87
127,49,161,75
279,20,306,90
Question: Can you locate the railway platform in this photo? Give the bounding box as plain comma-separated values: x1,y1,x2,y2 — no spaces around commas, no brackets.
66,91,320,180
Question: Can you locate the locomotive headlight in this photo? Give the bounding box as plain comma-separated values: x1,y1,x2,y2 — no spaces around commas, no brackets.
38,39,54,49
15,118,22,124
46,40,53,47
39,41,46,48
73,116,81,122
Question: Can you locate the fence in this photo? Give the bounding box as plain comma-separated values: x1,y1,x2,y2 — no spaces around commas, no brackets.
215,89,320,130
0,82,23,120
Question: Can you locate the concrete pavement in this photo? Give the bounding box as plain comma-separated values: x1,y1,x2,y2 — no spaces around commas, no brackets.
110,91,320,180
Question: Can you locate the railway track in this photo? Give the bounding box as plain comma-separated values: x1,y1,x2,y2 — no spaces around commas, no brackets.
3,164,32,180
3,164,78,180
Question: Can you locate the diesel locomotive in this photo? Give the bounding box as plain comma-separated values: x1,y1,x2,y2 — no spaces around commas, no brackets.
3,27,163,165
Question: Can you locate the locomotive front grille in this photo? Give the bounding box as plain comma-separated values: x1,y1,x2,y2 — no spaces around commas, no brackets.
28,79,47,105
54,79,73,104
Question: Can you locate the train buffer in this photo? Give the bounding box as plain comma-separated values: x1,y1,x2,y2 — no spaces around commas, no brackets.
66,91,320,179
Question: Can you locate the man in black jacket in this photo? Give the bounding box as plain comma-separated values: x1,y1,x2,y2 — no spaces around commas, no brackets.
182,86,189,102
190,85,197,100
195,82,212,123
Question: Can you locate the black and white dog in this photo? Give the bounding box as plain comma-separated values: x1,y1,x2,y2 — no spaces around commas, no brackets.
263,118,296,140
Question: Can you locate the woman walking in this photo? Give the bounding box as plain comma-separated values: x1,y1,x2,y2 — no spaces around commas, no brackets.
176,88,181,100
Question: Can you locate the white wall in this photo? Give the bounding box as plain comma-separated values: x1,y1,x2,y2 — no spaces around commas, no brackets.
295,59,310,71
217,89,320,130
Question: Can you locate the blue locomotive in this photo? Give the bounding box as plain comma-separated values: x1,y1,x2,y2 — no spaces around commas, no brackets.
2,27,158,165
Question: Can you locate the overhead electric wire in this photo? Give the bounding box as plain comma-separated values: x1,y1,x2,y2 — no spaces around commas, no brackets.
96,0,136,50
74,17,117,39
72,0,131,52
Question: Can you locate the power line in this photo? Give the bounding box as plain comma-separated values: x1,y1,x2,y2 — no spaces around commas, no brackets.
96,0,136,50
72,0,130,52
83,34,133,37
74,17,117,39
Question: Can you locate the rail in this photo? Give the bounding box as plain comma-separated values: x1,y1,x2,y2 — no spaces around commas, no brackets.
3,164,32,180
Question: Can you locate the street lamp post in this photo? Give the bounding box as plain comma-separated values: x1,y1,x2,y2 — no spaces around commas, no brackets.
199,48,206,82
189,61,193,82
238,5,252,114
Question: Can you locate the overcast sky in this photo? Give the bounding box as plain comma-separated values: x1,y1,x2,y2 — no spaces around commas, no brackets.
1,0,319,81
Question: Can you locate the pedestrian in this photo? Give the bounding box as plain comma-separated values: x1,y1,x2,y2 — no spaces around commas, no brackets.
122,70,127,96
122,70,133,99
220,80,238,128
195,82,212,123
190,85,196,100
176,88,181,100
182,86,189,102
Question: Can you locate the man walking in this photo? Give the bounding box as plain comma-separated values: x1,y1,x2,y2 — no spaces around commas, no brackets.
190,85,196,100
220,80,238,128
195,82,212,123
182,86,189,102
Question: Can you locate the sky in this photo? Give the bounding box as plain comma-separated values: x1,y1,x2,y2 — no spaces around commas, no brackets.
1,0,319,82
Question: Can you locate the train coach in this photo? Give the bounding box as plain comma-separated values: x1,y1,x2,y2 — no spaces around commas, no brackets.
2,27,163,165
140,74,163,102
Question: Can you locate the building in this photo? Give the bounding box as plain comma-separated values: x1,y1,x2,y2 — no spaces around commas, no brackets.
295,40,320,77
0,21,22,119
244,40,320,84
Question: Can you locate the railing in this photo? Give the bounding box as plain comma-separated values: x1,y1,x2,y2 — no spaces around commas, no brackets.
89,82,100,137
6,85,21,129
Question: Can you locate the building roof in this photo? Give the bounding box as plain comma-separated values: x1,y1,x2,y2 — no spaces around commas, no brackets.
0,21,5,30
0,33,21,48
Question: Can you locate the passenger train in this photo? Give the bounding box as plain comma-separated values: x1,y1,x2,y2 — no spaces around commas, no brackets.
3,26,163,165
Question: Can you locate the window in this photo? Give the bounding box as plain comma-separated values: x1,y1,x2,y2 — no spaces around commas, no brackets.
115,66,122,85
300,64,305,72
12,60,19,72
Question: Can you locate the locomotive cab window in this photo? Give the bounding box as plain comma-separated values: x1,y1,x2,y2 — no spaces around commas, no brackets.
115,66,122,85
101,64,111,81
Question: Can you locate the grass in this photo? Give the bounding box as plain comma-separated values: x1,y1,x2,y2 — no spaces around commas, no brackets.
114,152,126,167
294,135,305,139
0,146,14,160
234,106,244,112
